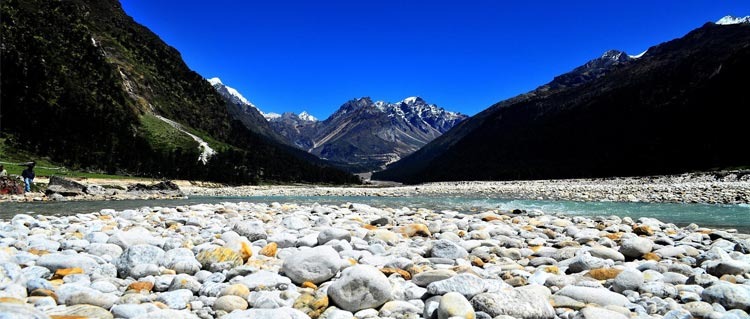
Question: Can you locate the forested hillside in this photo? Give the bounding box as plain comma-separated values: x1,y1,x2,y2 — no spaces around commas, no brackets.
1,0,358,184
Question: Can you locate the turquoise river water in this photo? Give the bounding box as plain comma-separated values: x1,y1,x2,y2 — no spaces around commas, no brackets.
1,195,749,233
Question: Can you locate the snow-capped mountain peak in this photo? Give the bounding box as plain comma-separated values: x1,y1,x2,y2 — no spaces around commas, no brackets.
298,111,317,122
264,112,281,120
207,77,254,108
374,101,388,112
716,15,750,25
401,96,421,104
208,77,292,124
600,50,630,62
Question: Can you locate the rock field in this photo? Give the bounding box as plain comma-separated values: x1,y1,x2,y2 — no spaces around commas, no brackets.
1,201,749,318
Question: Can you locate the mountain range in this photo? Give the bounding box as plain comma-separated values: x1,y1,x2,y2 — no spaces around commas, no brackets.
0,0,358,184
2,0,747,185
374,17,750,183
208,79,467,172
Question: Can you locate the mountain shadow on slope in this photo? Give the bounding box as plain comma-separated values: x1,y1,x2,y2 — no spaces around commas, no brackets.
374,23,750,183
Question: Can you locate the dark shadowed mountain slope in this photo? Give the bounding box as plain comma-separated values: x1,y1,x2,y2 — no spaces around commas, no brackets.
0,0,358,184
374,22,750,183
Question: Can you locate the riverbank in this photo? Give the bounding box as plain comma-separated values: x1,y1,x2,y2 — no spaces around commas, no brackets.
2,170,749,205
0,178,197,203
1,201,749,318
184,171,750,205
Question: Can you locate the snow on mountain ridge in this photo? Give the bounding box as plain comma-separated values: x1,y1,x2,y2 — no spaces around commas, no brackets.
207,77,254,107
298,111,318,122
598,50,633,63
208,77,462,127
366,97,463,122
402,96,419,104
629,50,647,59
716,15,750,25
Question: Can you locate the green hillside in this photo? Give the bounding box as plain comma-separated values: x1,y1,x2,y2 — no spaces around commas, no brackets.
0,0,358,185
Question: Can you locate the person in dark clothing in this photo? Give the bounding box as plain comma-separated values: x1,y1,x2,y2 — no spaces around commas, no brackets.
21,162,35,192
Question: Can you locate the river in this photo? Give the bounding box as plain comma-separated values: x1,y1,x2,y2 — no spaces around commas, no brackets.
2,195,749,233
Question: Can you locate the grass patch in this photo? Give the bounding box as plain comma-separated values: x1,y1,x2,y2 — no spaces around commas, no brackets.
0,137,140,180
138,114,199,153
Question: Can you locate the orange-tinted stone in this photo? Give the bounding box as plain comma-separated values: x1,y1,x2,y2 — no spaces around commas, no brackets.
28,248,49,256
543,266,560,274
397,224,432,237
643,252,661,261
604,232,623,241
239,241,253,261
49,279,64,287
0,297,24,304
633,225,654,236
470,256,485,267
30,288,58,302
52,267,84,279
259,242,277,257
311,295,328,310
196,247,243,268
588,268,623,280
128,281,154,292
162,269,176,275
406,264,429,276
720,274,737,284
505,276,527,287
380,268,412,280
301,281,318,289
482,214,502,221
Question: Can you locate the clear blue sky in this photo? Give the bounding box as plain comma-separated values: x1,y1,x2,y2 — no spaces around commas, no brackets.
120,0,749,118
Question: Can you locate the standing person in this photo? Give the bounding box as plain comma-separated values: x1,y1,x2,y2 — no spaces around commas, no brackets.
0,165,7,177
21,162,35,192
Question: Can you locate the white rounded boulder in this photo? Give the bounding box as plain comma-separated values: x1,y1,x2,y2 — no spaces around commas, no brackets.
281,246,341,285
328,265,392,312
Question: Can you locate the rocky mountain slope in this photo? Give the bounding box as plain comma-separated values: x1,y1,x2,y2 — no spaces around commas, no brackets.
262,97,466,172
0,0,358,184
306,97,466,171
207,78,287,143
374,18,750,183
267,112,320,151
207,80,468,172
